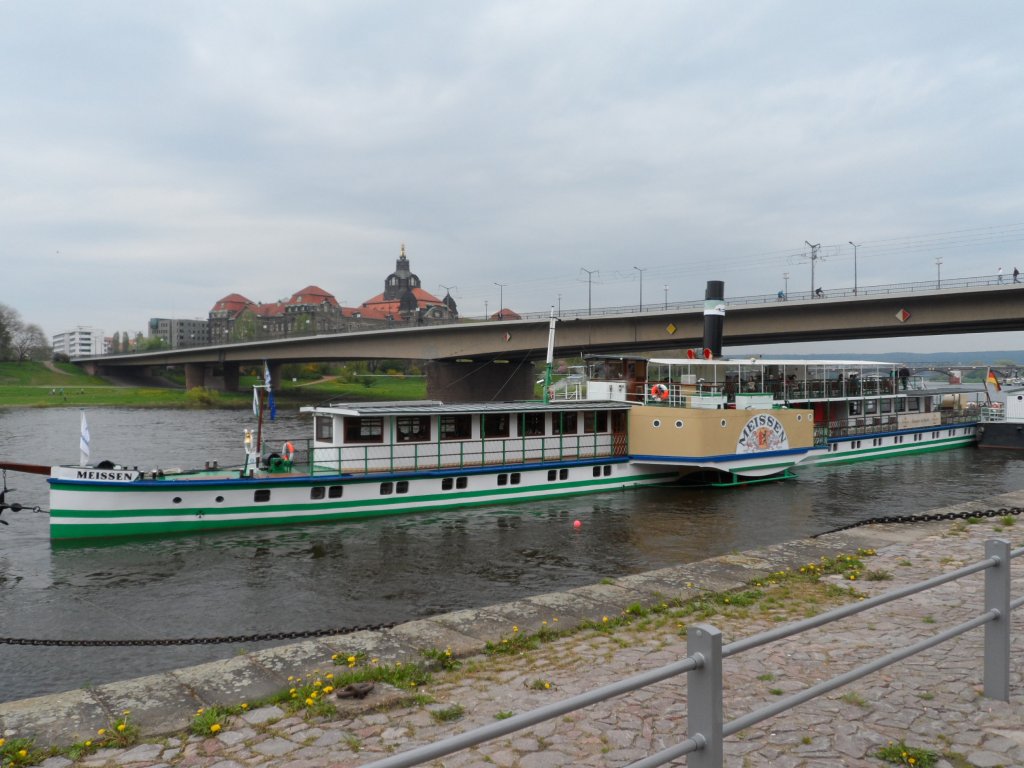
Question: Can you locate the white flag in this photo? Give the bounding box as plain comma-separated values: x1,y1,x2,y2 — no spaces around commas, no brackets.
252,386,259,416
79,410,90,466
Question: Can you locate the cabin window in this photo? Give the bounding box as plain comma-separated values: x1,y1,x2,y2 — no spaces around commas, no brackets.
510,472,521,485
881,399,892,414
396,416,431,442
442,478,453,490
315,415,334,442
547,469,557,481
552,412,578,435
895,399,907,412
559,468,568,480
456,476,467,489
380,482,393,495
440,414,473,441
907,397,921,412
344,417,383,444
583,411,608,433
254,489,271,502
328,485,343,498
849,401,862,416
497,473,508,486
310,486,325,500
520,412,546,437
865,400,877,415
396,480,409,494
482,412,510,438
593,466,601,477
603,465,612,476
611,410,627,433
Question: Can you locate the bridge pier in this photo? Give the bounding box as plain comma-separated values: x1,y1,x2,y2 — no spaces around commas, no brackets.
184,363,206,390
222,362,240,392
425,360,537,403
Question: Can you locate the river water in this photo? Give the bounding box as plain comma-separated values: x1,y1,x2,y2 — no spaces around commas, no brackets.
1,406,1021,703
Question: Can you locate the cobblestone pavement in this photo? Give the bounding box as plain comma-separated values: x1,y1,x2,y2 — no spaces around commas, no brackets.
13,509,1024,767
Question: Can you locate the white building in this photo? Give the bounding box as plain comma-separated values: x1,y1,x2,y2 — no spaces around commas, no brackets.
52,326,106,358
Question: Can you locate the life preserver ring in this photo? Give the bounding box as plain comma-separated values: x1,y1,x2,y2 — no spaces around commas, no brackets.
650,383,669,402
281,441,295,462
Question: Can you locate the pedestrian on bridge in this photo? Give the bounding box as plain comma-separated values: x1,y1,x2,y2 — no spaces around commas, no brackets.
998,266,1004,283
1014,267,1020,283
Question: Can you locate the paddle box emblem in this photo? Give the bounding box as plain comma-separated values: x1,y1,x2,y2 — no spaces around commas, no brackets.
737,413,789,453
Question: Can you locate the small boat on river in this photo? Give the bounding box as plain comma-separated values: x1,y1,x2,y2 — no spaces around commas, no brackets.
976,391,1024,450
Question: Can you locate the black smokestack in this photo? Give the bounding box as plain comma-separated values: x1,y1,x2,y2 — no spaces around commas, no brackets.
703,280,725,358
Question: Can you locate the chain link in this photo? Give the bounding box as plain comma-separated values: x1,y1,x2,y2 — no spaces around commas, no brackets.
815,506,1024,537
0,621,398,647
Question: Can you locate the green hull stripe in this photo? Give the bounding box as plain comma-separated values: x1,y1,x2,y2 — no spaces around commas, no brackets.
810,437,974,466
49,472,679,539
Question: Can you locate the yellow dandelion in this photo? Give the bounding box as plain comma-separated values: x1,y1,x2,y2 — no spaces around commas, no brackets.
310,691,318,699
347,655,356,664
544,682,551,689
372,657,380,665
210,723,221,734
289,687,297,695
314,680,323,688
324,685,334,694
331,653,339,661
552,617,558,622
18,749,28,758
197,708,205,715
97,728,106,736
305,697,314,706
287,675,295,682
541,620,547,625
512,625,519,633
602,616,609,623
84,741,92,748
240,703,249,710
325,673,334,680
0,738,5,747
117,723,126,732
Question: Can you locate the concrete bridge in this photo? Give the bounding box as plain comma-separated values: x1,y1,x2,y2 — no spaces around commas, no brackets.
77,281,1024,401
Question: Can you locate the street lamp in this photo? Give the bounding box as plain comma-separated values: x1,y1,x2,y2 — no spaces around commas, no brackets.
663,284,668,310
936,257,943,289
494,282,506,320
804,241,821,296
633,266,646,311
848,241,860,295
783,272,789,298
581,267,598,315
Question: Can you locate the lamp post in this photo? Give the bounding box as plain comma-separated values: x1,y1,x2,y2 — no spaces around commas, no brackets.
494,282,506,320
581,267,597,315
633,266,646,311
848,241,860,295
783,272,789,298
936,257,943,289
663,284,668,310
557,293,562,317
804,241,821,296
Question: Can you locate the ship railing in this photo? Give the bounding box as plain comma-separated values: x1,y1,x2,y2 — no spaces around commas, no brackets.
359,538,1020,768
303,432,628,475
941,408,982,425
980,405,1006,422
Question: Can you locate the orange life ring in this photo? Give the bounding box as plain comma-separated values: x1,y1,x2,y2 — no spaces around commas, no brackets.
281,441,296,462
650,383,669,402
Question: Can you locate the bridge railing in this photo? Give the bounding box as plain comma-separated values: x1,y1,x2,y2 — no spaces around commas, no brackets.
357,538,1019,768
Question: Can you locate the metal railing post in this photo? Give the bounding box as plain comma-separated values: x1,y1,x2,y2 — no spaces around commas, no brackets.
984,538,1011,701
688,623,723,768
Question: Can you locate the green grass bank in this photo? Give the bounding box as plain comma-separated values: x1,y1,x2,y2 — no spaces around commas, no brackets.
0,362,428,409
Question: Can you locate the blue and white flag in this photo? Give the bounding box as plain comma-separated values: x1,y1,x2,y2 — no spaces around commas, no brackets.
252,386,259,416
79,410,90,466
263,361,276,420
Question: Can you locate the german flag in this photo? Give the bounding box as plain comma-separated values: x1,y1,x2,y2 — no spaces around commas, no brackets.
987,368,1002,392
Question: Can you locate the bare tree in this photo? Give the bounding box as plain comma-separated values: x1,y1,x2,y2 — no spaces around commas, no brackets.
11,323,49,362
0,303,23,361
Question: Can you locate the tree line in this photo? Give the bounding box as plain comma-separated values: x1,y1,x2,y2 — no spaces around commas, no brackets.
0,303,50,362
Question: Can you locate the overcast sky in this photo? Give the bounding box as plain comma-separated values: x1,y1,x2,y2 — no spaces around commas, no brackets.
4,1,1024,353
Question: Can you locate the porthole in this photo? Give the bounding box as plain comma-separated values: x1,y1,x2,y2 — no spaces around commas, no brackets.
172,497,182,504
674,420,684,428
796,414,803,421
720,419,727,427
652,419,662,428
215,495,224,503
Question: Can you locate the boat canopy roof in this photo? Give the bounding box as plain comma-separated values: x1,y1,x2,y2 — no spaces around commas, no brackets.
646,357,898,369
301,400,631,417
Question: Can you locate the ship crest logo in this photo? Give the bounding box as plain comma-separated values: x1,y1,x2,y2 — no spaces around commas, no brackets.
737,413,789,453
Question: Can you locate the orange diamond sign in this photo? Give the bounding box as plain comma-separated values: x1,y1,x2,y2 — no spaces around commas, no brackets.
895,309,911,323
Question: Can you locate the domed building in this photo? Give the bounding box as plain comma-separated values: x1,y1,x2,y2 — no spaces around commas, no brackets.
358,245,458,323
